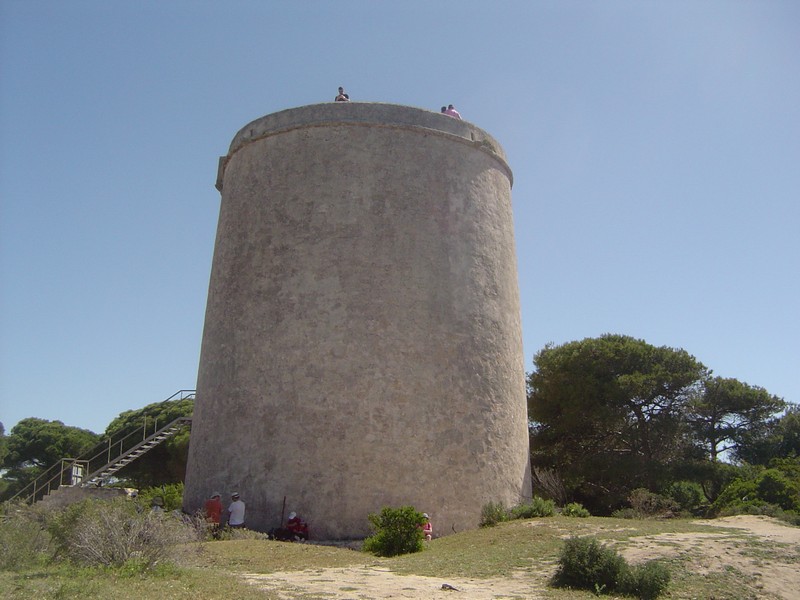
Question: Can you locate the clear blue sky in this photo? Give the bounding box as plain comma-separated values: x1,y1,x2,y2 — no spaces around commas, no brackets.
1,1,798,435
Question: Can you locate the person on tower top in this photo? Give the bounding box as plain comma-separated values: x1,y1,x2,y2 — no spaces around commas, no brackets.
335,87,350,101
444,104,461,119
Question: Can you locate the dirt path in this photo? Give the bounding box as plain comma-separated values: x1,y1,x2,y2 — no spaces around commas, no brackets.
620,516,800,600
243,567,543,600
242,516,800,600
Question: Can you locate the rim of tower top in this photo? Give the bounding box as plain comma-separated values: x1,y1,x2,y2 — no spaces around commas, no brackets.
216,103,512,191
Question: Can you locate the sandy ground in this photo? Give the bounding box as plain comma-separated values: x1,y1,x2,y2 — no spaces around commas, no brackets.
242,516,800,600
620,515,800,600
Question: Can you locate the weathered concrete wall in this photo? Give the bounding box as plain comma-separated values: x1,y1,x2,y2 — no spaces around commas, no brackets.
184,103,531,539
38,486,128,510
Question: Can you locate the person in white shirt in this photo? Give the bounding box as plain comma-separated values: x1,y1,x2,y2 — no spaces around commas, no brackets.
228,492,246,528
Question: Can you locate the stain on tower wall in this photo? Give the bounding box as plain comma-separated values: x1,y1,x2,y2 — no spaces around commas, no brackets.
184,103,532,539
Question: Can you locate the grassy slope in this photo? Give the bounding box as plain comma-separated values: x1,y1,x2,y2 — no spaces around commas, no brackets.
0,516,786,600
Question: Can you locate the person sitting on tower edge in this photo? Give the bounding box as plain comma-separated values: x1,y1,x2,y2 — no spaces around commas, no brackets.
335,86,350,101
444,104,461,119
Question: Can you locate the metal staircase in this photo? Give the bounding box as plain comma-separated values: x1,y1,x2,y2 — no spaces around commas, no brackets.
82,416,192,487
4,390,194,505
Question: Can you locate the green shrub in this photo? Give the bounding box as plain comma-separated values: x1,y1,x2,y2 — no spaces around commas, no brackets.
562,502,590,518
217,526,270,541
552,536,627,593
611,507,640,520
479,501,508,527
717,499,777,517
779,511,800,526
0,504,51,570
716,500,800,525
620,561,671,600
714,468,800,515
757,469,800,511
628,488,678,518
137,482,184,512
46,499,91,560
362,506,425,557
552,536,670,599
665,481,706,514
510,496,556,519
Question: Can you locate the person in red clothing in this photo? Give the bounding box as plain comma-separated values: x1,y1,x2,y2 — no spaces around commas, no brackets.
286,511,309,541
204,491,223,538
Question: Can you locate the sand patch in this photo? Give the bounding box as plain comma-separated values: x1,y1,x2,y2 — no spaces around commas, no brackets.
619,516,800,600
243,566,542,599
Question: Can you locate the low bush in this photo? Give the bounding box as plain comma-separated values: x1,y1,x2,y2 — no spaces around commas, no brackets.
621,561,671,600
510,496,556,519
46,497,198,568
714,469,800,515
665,481,706,515
552,536,670,599
562,502,590,518
362,506,425,557
0,504,51,571
217,526,270,541
716,500,800,526
611,507,639,520
779,511,800,526
628,488,678,518
137,482,184,512
553,536,627,594
479,501,508,527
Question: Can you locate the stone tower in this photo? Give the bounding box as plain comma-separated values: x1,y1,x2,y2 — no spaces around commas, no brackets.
183,103,531,539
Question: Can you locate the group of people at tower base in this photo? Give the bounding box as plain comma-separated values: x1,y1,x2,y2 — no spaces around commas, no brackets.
201,490,434,543
334,86,462,120
202,491,248,537
201,490,310,541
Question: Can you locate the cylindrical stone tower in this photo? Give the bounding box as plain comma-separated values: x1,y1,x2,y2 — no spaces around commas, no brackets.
184,103,531,539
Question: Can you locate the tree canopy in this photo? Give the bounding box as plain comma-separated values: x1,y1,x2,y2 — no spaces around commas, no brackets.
102,398,193,488
1,418,100,500
0,398,193,500
736,405,800,465
527,334,791,514
688,377,785,463
528,334,708,512
3,418,99,470
0,423,8,498
104,397,192,439
0,422,7,466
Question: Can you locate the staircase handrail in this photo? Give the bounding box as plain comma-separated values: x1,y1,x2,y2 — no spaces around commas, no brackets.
3,389,195,505
2,458,83,506
82,416,192,486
